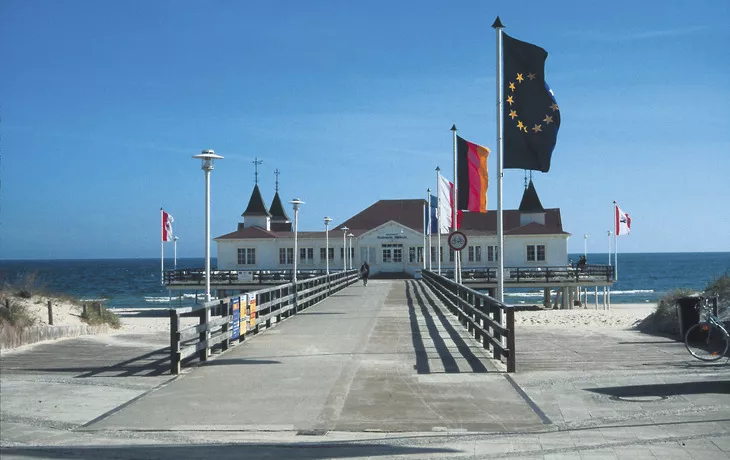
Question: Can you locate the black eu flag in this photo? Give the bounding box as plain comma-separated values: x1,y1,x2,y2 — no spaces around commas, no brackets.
503,33,560,173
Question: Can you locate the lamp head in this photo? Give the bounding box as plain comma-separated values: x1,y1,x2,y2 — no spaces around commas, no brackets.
289,198,305,211
192,149,224,171
341,226,349,232
324,216,332,226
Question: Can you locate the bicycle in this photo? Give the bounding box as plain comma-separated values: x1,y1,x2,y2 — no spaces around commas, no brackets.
684,296,729,362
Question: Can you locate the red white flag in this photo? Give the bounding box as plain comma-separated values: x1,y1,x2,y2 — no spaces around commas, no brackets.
615,205,631,236
162,210,174,242
437,176,464,232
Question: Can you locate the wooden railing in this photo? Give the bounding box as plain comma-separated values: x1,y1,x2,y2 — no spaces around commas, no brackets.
169,270,359,374
164,268,332,285
421,270,516,373
443,263,614,284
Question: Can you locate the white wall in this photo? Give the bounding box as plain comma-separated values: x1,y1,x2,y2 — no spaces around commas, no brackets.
216,230,569,272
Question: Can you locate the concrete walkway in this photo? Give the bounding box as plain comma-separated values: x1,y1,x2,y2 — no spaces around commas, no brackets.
2,279,729,459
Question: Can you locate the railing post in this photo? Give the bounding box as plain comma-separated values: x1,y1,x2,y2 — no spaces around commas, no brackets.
199,306,209,362
221,300,230,351
170,309,181,375
492,304,502,361
506,306,516,373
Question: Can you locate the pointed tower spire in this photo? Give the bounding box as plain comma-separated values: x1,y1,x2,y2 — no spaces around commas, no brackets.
269,169,290,223
253,157,263,184
518,179,544,213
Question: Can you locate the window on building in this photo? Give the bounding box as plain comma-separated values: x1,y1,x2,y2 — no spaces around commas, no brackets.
300,247,314,264
279,247,294,265
430,246,443,263
487,245,499,262
526,244,546,262
237,248,256,265
409,247,417,263
468,245,482,262
319,247,335,261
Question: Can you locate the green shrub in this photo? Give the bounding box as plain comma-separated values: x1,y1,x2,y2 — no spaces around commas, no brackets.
704,273,729,316
80,302,121,329
636,288,694,335
0,296,37,328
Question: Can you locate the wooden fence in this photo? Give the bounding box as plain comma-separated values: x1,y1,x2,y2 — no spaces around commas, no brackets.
421,270,516,372
169,270,359,374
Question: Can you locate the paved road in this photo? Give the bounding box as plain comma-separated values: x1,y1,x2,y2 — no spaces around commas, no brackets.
2,279,729,459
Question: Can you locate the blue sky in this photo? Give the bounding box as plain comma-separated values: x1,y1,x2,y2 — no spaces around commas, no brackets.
1,0,729,259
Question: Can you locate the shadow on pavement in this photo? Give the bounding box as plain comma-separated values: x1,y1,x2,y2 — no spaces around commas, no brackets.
0,443,461,460
588,380,730,397
404,280,488,374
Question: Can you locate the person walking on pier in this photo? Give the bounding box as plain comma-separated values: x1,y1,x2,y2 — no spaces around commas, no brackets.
359,261,370,286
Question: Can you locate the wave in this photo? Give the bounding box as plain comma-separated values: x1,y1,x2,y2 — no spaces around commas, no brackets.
504,289,655,298
144,293,218,303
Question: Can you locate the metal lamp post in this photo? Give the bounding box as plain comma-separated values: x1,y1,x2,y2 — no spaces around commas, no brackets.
290,199,305,283
341,226,349,271
347,232,354,270
192,149,223,302
173,236,178,270
324,216,332,275
584,234,588,260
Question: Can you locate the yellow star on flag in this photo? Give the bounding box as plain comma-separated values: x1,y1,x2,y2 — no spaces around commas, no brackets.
532,124,542,133
516,73,524,83
509,82,515,91
506,95,514,105
551,102,559,112
527,73,536,80
509,110,518,120
517,120,525,131
543,115,553,124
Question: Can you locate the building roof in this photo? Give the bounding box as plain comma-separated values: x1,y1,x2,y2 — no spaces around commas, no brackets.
518,179,544,212
242,184,271,217
216,198,569,240
268,192,290,222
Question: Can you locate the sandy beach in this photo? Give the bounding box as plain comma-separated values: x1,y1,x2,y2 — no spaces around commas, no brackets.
5,293,658,337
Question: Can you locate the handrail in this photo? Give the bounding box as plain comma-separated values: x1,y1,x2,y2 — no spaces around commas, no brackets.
421,270,516,373
444,264,614,284
169,270,359,374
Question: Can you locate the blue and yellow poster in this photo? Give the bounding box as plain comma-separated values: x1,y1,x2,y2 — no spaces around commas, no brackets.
231,297,240,340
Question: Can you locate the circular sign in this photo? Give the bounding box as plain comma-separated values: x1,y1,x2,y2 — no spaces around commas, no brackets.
448,231,468,251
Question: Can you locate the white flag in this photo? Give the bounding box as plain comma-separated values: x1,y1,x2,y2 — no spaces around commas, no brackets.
615,205,631,236
438,176,453,234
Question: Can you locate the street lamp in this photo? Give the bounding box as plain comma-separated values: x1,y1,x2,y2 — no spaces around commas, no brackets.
290,199,305,283
324,216,332,275
173,236,179,270
347,232,354,270
341,226,349,271
192,149,223,302
584,234,588,260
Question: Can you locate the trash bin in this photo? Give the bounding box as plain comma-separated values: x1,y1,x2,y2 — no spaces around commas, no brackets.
676,295,702,338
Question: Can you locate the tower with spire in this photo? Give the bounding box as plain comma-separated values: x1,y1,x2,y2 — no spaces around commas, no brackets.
239,157,272,231
518,179,546,226
268,168,292,231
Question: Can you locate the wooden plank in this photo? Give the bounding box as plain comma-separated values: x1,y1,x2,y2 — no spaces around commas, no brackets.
178,316,231,341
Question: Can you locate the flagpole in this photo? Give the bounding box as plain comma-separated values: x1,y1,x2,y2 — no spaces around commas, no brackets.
613,201,618,281
422,200,426,270
436,167,442,275
427,188,432,270
160,208,164,286
493,17,505,302
451,125,459,283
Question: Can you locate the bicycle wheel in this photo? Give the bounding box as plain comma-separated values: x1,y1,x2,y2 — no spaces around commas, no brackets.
685,322,729,361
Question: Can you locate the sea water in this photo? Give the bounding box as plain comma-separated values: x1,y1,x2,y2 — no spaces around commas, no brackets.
1,253,728,308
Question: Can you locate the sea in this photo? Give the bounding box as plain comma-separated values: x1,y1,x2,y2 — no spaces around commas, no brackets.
0,253,728,309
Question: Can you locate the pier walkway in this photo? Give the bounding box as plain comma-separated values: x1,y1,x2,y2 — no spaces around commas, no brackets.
2,280,730,459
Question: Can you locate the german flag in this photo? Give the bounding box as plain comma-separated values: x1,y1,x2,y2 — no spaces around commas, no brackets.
457,135,489,213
